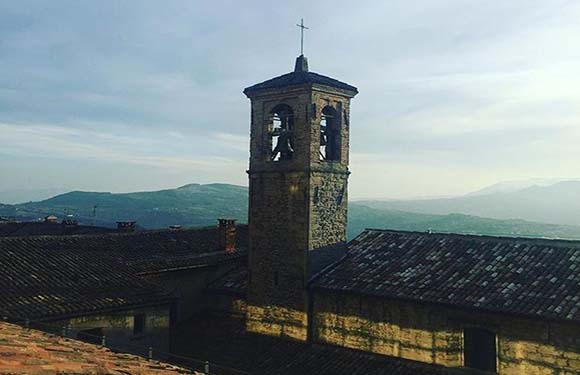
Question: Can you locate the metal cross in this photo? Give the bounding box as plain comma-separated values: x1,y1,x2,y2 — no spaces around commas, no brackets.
296,18,309,56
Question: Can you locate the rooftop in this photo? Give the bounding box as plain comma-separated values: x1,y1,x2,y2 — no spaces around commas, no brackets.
0,321,196,375
0,225,248,320
244,55,358,96
0,234,173,320
314,229,580,323
0,221,114,237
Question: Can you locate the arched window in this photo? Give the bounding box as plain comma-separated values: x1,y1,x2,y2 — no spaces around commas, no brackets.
269,104,294,161
320,106,340,161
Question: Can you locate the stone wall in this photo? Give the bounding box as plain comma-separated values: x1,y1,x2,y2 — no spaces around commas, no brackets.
308,171,349,250
246,170,310,340
313,290,580,374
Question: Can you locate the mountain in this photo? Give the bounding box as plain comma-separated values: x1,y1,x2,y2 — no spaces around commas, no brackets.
0,183,248,229
2,183,580,240
348,205,580,240
357,181,580,226
465,178,578,196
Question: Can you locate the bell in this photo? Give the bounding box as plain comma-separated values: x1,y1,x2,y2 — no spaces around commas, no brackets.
272,132,294,160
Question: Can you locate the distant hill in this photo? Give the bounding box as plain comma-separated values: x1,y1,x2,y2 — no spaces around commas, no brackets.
465,178,576,196
0,183,248,229
357,181,580,226
348,205,580,240
2,183,580,240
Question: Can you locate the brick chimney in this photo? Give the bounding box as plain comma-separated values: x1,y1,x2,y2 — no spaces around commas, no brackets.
217,219,236,253
117,221,136,232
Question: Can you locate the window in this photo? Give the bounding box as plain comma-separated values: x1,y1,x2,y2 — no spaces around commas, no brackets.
320,106,340,161
133,314,146,335
77,327,104,345
269,104,294,161
464,327,497,372
313,186,320,204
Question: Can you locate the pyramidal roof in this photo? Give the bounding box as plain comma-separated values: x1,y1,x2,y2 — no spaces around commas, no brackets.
244,55,358,96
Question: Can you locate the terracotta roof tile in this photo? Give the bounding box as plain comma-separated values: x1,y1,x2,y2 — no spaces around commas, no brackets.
0,321,198,374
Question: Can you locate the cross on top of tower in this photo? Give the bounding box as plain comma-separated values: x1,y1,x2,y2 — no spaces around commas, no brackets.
296,18,309,56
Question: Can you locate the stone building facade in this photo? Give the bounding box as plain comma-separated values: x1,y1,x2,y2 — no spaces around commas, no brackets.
312,291,580,374
244,55,357,341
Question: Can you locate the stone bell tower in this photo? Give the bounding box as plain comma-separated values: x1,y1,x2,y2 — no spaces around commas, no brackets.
244,54,358,341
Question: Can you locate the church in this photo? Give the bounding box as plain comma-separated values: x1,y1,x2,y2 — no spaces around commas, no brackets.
182,53,580,375
2,53,580,375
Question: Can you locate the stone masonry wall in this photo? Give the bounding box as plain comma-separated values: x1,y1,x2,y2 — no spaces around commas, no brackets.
309,171,349,250
246,85,355,341
313,290,580,374
246,170,310,341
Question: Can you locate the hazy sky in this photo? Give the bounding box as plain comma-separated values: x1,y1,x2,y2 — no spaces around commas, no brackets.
1,1,579,199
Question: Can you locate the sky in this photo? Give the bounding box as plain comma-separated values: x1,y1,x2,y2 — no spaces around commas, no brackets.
1,0,579,200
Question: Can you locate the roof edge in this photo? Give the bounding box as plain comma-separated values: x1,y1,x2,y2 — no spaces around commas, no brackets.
355,228,580,247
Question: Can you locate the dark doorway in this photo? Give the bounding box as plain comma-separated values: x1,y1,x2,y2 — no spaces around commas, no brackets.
464,327,497,372
133,314,146,335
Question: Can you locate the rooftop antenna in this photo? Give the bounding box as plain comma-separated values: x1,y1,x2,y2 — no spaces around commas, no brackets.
296,18,309,56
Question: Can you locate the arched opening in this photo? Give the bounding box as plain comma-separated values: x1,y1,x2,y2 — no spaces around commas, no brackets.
269,104,294,161
320,106,340,161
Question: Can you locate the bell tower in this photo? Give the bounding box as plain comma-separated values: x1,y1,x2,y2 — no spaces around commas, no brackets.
244,54,358,341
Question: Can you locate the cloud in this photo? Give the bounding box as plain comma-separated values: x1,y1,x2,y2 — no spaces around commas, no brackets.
0,0,579,197
0,123,244,172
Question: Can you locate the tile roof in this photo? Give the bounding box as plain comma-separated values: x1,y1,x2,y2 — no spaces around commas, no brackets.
0,235,173,320
308,242,347,280
0,226,248,319
244,71,358,95
0,321,197,375
172,316,455,375
314,229,580,323
244,56,357,95
0,222,114,237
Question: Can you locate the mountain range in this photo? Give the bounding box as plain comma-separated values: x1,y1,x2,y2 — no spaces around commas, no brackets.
2,182,580,240
357,180,580,226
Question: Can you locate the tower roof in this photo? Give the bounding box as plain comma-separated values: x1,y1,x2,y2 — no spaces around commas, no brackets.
244,55,358,96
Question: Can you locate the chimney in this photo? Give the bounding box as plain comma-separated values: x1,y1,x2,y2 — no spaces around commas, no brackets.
62,215,78,227
61,215,78,234
117,221,136,232
218,219,236,253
